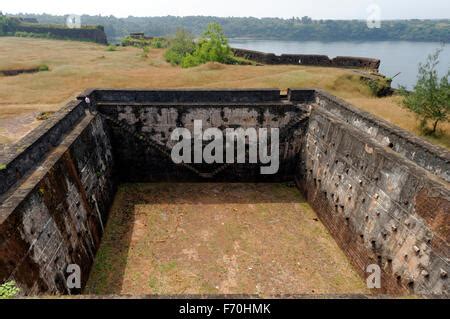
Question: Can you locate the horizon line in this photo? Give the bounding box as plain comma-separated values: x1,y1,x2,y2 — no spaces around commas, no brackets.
4,12,450,21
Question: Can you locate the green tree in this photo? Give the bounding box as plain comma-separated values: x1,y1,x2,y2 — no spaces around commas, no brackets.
399,48,450,135
181,23,234,68
164,28,196,65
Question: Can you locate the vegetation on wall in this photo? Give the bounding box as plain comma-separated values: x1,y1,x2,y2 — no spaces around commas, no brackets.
121,36,169,48
399,48,450,135
0,281,20,299
11,30,103,43
9,13,450,43
1,36,449,148
106,44,118,51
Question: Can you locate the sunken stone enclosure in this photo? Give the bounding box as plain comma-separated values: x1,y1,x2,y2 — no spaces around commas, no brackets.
0,89,448,296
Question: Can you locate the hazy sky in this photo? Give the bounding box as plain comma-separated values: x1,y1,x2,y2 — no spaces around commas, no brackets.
3,0,450,19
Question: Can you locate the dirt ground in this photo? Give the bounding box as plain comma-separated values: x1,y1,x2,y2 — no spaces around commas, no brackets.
85,183,369,296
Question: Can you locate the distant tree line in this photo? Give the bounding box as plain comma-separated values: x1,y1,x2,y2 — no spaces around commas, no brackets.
4,13,450,43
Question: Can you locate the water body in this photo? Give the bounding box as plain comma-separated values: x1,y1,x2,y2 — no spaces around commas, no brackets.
229,39,450,89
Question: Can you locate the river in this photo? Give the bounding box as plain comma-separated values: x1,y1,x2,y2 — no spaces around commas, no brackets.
229,39,450,89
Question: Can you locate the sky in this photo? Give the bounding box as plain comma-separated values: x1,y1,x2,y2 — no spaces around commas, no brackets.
2,0,450,19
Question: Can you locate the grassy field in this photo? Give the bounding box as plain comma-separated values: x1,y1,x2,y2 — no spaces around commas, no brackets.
85,183,368,295
0,37,448,148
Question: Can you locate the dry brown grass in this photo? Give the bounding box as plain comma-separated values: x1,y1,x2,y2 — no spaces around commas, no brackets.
0,37,448,148
85,183,368,295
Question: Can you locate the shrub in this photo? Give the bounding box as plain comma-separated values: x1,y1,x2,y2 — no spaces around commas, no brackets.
14,31,53,39
398,47,450,135
366,76,393,97
36,111,54,120
164,28,196,66
14,31,34,38
121,36,134,46
0,281,20,299
106,44,117,51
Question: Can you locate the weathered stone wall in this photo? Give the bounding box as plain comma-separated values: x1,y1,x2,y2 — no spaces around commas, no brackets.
0,114,115,295
232,48,381,70
82,88,282,103
295,93,449,295
12,24,108,44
